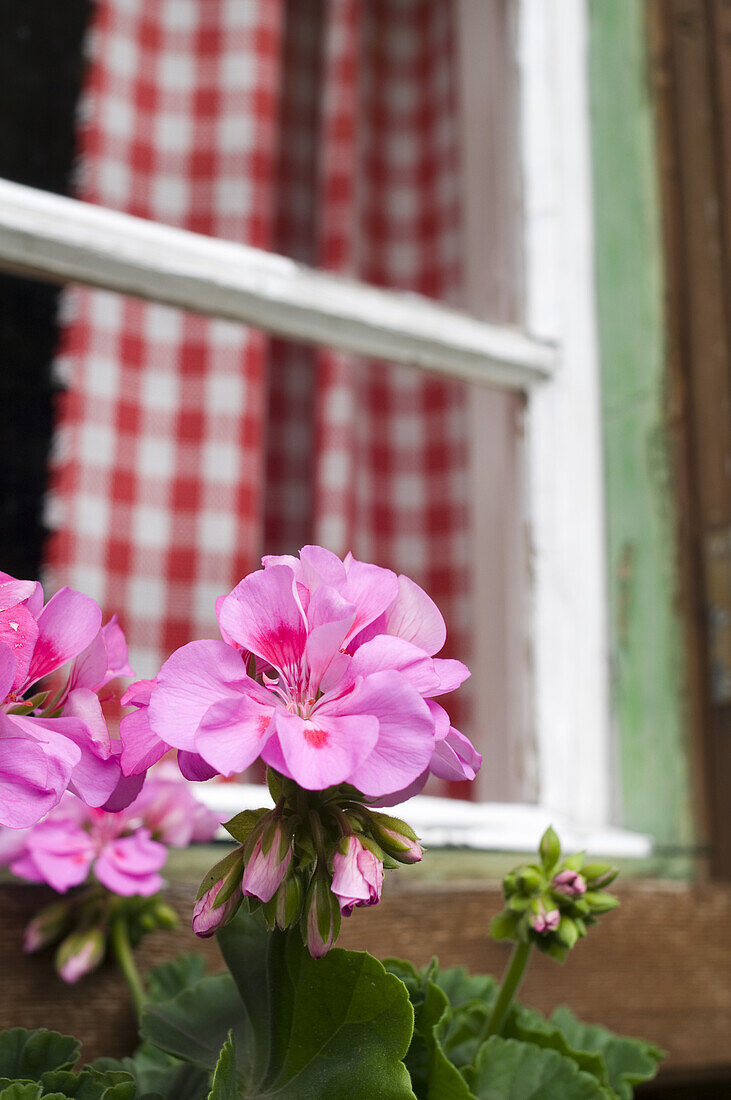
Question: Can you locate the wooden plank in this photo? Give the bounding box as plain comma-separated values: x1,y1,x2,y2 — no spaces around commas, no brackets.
1,873,729,1073
588,0,694,848
647,0,731,876
0,178,556,392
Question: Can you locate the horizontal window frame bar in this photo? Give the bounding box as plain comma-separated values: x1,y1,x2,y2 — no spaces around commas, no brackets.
0,178,556,390
198,782,653,859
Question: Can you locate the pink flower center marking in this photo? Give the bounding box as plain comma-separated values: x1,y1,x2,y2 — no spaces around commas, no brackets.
303,726,329,749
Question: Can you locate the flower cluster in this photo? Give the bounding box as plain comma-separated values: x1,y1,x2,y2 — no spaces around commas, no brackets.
489,826,619,960
0,572,139,829
0,764,220,982
193,772,423,957
0,763,220,896
121,546,480,802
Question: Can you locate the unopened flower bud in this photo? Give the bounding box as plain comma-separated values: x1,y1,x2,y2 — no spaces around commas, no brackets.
263,871,303,931
303,872,341,958
331,836,383,916
517,866,543,893
55,927,106,984
242,822,292,903
152,901,178,930
552,869,587,898
366,812,423,864
502,872,518,897
581,863,619,890
192,877,243,938
555,915,579,949
531,906,560,935
24,900,72,953
539,826,561,872
584,890,619,914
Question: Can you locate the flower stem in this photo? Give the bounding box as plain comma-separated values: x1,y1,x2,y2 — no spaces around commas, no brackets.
110,916,146,1016
479,940,532,1042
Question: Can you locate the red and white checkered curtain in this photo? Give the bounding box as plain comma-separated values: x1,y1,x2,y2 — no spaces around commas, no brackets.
47,0,474,792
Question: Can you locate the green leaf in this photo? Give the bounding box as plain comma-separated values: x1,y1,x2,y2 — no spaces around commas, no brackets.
145,955,207,1003
550,1008,664,1098
216,907,417,1099
39,1067,136,1100
405,978,474,1100
427,967,498,1070
223,810,267,846
0,1031,81,1081
431,968,498,1011
503,1007,608,1086
207,1034,238,1100
0,1085,43,1100
93,1049,208,1100
465,1036,612,1099
140,975,248,1072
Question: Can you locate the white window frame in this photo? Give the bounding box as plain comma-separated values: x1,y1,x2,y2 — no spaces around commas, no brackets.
0,0,649,858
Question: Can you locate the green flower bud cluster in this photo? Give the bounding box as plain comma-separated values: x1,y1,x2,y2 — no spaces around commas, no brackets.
25,887,178,983
489,826,618,962
198,768,423,955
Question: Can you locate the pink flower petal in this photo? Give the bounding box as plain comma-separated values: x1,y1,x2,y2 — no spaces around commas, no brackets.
23,820,95,892
303,590,356,695
27,588,103,684
119,706,169,776
0,643,16,702
194,695,275,776
178,751,218,782
150,639,250,751
384,575,447,655
274,710,379,790
5,715,83,789
430,658,471,695
299,545,348,591
101,615,134,682
100,767,146,812
63,688,112,759
67,631,108,694
341,557,399,645
0,605,39,693
217,565,307,673
121,678,155,708
94,829,167,896
349,636,444,696
327,671,435,798
0,578,38,611
429,726,482,782
0,736,61,828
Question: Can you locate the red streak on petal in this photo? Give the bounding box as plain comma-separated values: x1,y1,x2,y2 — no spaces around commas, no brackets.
303,725,328,749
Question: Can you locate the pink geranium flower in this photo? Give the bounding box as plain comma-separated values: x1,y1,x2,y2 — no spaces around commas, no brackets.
0,764,220,897
0,573,138,828
137,546,478,800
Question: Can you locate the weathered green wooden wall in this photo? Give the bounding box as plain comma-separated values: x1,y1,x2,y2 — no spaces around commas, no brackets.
588,2,694,850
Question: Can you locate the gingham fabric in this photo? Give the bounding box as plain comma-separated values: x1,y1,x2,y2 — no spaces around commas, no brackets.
47,0,474,795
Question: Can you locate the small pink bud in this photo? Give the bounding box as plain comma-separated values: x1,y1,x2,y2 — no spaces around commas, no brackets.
242,827,292,904
23,901,71,953
193,878,242,938
55,927,105,984
367,812,423,864
331,836,383,916
552,869,587,898
531,907,560,934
